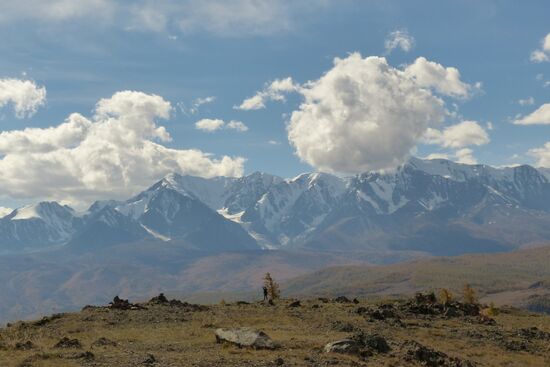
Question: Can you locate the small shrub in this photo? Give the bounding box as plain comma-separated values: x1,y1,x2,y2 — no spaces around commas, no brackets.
485,302,498,316
439,288,453,305
463,284,477,304
263,273,281,301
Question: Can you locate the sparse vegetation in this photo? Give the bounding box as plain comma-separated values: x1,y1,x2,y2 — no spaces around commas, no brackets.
0,294,548,366
463,284,477,305
439,288,454,305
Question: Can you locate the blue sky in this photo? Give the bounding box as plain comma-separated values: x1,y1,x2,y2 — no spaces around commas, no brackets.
0,0,549,210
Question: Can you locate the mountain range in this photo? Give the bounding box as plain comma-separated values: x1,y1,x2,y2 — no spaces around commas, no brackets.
2,157,550,257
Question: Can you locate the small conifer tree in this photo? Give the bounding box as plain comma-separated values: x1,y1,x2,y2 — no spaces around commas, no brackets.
263,272,280,301
463,283,477,304
439,288,453,305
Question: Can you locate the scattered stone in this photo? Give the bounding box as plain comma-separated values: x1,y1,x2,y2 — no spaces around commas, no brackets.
142,354,157,365
68,351,95,360
353,332,390,353
288,300,301,308
333,296,352,303
149,293,169,304
109,296,133,310
324,339,360,355
330,321,357,332
404,341,476,367
317,297,330,303
14,341,35,350
325,331,391,358
54,337,82,349
92,337,118,347
274,357,285,365
516,327,550,340
352,298,360,304
215,327,278,349
502,340,528,352
32,313,63,327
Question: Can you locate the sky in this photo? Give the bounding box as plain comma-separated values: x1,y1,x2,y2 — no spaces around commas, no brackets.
0,0,549,211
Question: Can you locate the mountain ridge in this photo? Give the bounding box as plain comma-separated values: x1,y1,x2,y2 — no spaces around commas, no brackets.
2,157,550,256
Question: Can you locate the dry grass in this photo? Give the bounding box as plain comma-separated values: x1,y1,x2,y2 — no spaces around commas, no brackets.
0,297,549,367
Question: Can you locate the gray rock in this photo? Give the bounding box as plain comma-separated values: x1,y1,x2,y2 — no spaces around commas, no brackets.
215,327,277,349
323,339,360,354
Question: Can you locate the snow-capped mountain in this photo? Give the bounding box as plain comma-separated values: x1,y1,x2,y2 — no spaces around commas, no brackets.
2,157,550,256
0,202,79,253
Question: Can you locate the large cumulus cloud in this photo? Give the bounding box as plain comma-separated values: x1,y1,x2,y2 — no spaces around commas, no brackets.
0,91,244,205
287,53,476,173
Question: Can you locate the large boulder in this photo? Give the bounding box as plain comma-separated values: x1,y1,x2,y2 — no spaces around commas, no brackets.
323,339,360,354
215,328,277,349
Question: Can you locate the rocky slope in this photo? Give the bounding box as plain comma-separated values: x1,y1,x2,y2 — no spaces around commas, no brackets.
0,294,548,366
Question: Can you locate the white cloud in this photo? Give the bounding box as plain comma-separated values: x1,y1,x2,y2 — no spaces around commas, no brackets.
226,120,248,132
0,1,115,24
530,33,550,63
529,142,550,167
0,207,12,218
403,57,474,98
0,91,245,205
236,77,299,110
195,118,248,132
179,96,216,115
195,118,225,132
518,96,535,106
0,78,46,118
455,148,477,164
514,103,550,125
0,1,327,37
384,29,415,53
486,121,493,130
287,53,475,174
267,140,281,145
423,120,490,149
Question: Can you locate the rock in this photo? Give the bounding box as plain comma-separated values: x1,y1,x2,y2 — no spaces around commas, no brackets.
142,354,157,365
14,341,35,350
477,315,496,325
330,321,357,332
503,340,528,351
274,357,285,365
235,301,250,305
54,337,82,349
109,296,132,310
317,297,330,303
288,300,301,308
33,313,63,327
92,337,118,347
215,327,278,349
352,298,360,304
68,351,95,360
353,332,390,353
333,296,352,303
149,293,169,304
516,327,550,340
404,341,476,367
324,339,360,355
415,292,437,304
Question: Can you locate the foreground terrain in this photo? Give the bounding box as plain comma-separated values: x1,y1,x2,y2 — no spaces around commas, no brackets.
0,294,549,366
